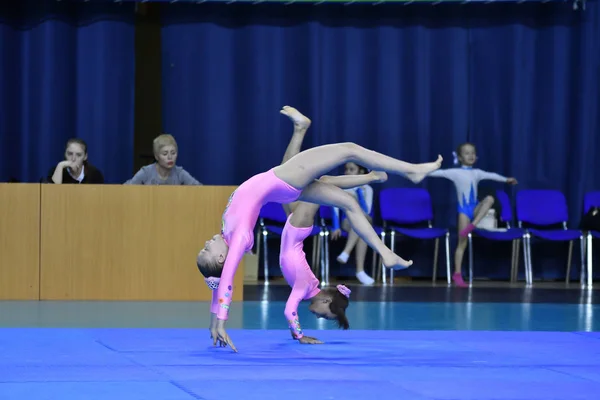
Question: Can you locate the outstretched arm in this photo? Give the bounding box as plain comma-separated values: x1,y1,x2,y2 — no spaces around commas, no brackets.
284,289,305,339
477,170,517,184
427,169,458,180
215,235,249,321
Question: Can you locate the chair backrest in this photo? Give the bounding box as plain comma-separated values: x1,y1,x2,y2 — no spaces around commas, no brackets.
495,190,513,223
516,189,569,226
319,205,333,221
379,188,433,225
583,191,600,214
259,202,288,223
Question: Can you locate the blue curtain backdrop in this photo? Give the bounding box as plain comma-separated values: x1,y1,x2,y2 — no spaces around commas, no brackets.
161,2,600,280
0,1,135,184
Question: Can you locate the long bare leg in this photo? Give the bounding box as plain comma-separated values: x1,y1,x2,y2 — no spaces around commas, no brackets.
453,214,470,287
274,141,442,190
337,217,375,285
299,180,412,269
279,106,312,216
287,169,387,230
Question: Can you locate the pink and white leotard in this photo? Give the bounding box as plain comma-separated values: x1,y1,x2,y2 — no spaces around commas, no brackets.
279,215,321,339
211,168,301,321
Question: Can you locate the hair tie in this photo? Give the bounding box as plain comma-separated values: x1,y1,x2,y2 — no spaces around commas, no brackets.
336,284,351,298
452,151,459,166
205,276,221,291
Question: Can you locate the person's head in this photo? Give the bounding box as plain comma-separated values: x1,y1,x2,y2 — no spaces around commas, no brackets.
153,134,178,170
65,138,88,169
454,142,477,167
344,162,368,176
309,285,351,329
196,233,229,278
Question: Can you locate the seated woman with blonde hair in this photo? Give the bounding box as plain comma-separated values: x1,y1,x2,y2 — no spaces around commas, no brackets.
125,134,201,185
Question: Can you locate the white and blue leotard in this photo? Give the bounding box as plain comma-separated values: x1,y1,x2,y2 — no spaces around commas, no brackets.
331,185,373,230
428,167,508,220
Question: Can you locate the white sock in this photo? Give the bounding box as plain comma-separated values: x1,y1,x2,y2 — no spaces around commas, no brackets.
337,252,350,264
356,271,375,285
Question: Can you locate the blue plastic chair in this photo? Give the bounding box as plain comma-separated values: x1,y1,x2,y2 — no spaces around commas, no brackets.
468,190,527,285
582,191,600,287
379,188,451,285
318,205,384,285
256,202,323,282
516,190,584,285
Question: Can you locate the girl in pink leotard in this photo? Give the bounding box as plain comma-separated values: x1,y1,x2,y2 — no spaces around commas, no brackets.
279,170,383,345
197,106,443,351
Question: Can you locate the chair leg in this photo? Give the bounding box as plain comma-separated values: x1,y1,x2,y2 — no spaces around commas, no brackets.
587,233,593,288
262,228,269,283
513,240,521,282
311,235,318,272
324,232,330,286
432,238,439,283
468,233,474,285
580,235,586,287
374,231,385,283
383,231,396,285
445,232,451,285
565,240,573,284
319,230,326,285
390,231,397,284
525,234,533,286
509,240,516,283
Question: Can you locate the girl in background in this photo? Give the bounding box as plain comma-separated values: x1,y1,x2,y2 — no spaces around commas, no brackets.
427,142,517,287
330,162,376,285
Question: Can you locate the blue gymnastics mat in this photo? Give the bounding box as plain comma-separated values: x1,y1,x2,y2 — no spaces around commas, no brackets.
1,328,599,400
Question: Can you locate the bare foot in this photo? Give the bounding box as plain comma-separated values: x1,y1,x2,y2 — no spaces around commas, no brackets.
370,171,388,184
406,155,443,184
280,106,311,130
382,253,413,270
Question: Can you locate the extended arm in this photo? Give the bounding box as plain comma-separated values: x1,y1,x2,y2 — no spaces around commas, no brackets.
477,170,511,183
427,169,459,180
284,288,305,339
215,235,247,320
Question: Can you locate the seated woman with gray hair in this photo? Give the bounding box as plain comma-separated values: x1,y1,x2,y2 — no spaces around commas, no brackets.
125,134,201,185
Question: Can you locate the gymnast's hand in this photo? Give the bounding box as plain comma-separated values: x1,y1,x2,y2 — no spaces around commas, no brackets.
330,229,342,241
209,313,227,348
299,336,324,344
213,319,238,352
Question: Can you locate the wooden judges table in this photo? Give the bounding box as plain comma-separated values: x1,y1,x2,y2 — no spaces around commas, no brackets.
0,183,244,301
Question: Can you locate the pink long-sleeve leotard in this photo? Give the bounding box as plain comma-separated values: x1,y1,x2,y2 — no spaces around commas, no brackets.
211,169,302,320
279,215,321,339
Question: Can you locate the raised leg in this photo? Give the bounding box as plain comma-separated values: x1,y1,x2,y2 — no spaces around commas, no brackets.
279,106,312,216
299,180,413,269
459,196,495,237
274,141,442,190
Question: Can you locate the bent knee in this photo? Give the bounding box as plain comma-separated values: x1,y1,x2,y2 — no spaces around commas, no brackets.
337,142,361,159
339,192,362,213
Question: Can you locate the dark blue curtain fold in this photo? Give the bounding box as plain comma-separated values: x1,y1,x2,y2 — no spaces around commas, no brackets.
161,2,600,279
0,1,135,183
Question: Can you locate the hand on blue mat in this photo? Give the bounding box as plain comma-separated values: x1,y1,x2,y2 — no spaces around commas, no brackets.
211,319,237,352
299,336,324,344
